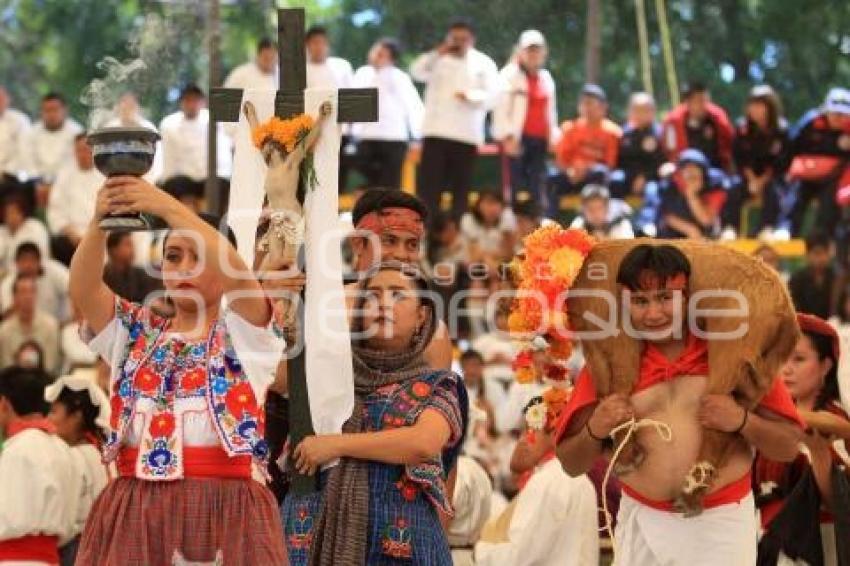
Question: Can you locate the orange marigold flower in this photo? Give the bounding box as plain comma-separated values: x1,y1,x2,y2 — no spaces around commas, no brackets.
251,114,315,152
515,366,537,384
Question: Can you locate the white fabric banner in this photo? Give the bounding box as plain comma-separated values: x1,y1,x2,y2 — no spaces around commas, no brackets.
226,88,354,436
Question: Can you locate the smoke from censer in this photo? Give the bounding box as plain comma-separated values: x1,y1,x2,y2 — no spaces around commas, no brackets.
80,11,197,131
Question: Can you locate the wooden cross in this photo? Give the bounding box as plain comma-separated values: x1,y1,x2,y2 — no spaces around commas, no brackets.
209,7,377,495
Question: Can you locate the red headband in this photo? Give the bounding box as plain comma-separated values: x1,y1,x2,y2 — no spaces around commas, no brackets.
797,313,841,360
355,207,424,238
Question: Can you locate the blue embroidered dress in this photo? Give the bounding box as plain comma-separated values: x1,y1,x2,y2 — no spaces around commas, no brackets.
283,370,464,565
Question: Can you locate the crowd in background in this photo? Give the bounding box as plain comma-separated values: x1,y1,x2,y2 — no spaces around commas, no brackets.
0,15,849,565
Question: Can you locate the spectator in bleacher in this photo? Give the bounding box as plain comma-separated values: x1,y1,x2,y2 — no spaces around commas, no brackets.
411,18,501,216
0,193,49,273
46,133,103,266
655,148,727,239
0,86,31,193
22,92,83,209
223,37,278,92
460,349,497,438
0,242,70,323
722,85,790,238
569,184,634,240
425,211,467,279
492,29,560,210
159,84,232,211
611,92,665,199
662,81,734,171
0,275,60,373
553,84,621,197
101,232,161,304
13,340,45,370
104,92,157,130
789,231,836,320
460,190,516,268
351,38,423,190
513,200,555,246
782,87,850,238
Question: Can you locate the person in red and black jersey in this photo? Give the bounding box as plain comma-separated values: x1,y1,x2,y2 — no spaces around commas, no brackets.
662,81,735,172
656,149,728,239
781,88,850,238
754,313,850,566
722,85,790,237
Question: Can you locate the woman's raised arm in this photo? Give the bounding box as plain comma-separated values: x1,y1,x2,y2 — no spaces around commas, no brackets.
68,193,116,334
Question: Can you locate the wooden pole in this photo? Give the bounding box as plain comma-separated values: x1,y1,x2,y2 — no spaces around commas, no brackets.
205,0,222,215
585,0,602,84
635,0,653,96
656,0,680,106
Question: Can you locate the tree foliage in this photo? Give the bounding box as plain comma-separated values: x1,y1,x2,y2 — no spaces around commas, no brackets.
0,0,848,127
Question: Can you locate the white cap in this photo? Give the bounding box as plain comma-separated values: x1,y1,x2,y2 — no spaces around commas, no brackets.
519,29,546,49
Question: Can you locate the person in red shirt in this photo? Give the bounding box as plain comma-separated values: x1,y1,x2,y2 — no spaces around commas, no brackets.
493,30,560,212
754,313,850,565
555,244,803,566
662,81,734,171
553,84,621,194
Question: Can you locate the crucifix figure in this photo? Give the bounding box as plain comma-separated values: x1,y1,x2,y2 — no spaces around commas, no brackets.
209,8,377,494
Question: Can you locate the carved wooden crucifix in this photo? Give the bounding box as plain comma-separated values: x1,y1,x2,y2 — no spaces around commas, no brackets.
209,7,377,494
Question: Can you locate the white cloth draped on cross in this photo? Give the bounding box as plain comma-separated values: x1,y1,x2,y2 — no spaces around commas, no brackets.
227,87,354,437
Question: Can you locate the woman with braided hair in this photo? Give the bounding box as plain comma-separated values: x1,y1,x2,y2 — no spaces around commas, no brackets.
282,262,464,565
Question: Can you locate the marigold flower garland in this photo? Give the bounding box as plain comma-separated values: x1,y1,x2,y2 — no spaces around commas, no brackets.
509,225,595,385
251,114,315,152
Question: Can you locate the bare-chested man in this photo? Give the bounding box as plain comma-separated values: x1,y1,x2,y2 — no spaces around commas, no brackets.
555,244,803,566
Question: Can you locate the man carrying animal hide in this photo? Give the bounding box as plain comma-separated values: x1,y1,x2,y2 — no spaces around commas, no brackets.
555,243,804,566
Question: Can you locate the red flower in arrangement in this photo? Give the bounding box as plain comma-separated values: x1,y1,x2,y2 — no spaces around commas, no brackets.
225,382,257,417
544,364,568,382
134,367,162,394
411,381,431,399
149,412,176,438
181,367,206,390
512,350,534,371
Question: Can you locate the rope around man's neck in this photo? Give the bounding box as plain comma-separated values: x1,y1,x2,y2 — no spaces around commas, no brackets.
600,417,673,565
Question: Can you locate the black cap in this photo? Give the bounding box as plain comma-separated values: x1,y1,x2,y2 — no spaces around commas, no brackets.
581,83,607,103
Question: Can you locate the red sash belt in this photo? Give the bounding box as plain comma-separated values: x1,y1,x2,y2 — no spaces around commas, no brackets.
622,471,752,513
118,446,252,479
0,534,59,564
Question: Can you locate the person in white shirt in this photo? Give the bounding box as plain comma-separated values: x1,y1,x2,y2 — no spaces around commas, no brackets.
0,86,31,188
0,366,80,565
223,37,279,92
569,184,635,240
159,84,232,211
0,193,50,274
46,133,104,266
352,38,424,190
22,92,83,209
447,455,493,566
304,26,353,90
410,18,501,216
492,30,560,211
304,25,355,191
45,372,111,565
0,241,70,325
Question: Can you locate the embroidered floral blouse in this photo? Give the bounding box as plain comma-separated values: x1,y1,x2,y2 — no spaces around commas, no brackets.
86,297,284,481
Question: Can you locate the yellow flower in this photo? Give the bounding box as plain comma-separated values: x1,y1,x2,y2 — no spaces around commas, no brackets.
515,366,536,384
549,247,585,286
